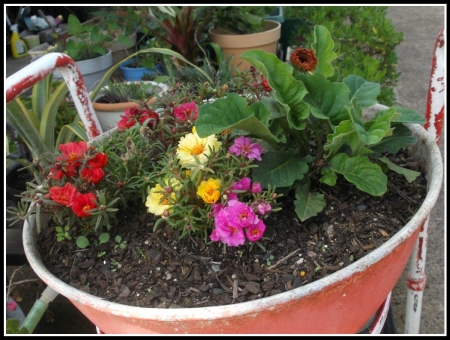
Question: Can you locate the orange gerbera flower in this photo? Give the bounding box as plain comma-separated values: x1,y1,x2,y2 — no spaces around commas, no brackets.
290,48,318,72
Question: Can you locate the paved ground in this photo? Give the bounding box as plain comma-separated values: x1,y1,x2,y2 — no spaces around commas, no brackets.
5,5,446,334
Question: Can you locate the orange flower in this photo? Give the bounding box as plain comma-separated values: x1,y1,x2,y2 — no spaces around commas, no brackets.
290,48,318,72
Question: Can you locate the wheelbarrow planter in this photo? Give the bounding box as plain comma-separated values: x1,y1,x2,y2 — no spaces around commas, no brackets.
7,52,443,334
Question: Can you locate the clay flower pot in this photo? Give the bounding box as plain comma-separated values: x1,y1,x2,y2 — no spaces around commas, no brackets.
92,81,169,131
209,20,281,73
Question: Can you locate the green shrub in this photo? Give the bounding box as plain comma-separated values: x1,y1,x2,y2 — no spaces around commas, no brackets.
283,6,403,106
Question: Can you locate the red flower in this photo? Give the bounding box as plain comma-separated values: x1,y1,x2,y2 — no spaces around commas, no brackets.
81,167,105,184
58,141,88,163
88,152,108,168
138,110,160,128
173,101,198,121
71,193,97,217
46,182,78,207
118,107,159,130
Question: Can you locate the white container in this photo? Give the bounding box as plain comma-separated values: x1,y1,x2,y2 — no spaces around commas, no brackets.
53,49,113,92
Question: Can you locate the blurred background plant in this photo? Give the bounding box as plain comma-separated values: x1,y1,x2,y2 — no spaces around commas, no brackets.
283,6,402,106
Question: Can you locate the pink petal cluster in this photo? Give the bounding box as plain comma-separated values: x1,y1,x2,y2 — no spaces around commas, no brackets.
209,192,271,247
228,136,263,160
173,101,198,121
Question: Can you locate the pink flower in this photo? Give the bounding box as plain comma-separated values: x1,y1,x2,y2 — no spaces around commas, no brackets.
228,177,251,200
210,229,221,242
173,101,198,121
251,182,262,194
7,300,17,311
245,219,266,242
228,136,263,160
213,208,246,246
251,199,272,216
226,200,258,228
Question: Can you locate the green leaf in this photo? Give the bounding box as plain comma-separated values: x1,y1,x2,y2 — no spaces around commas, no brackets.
319,167,337,186
368,124,418,157
312,25,337,78
55,226,63,233
323,120,356,158
344,74,380,109
99,232,110,245
330,153,387,196
378,157,421,183
115,235,122,243
297,72,350,125
363,106,401,145
392,107,426,124
252,149,309,188
240,50,310,125
196,94,280,148
76,236,90,249
294,184,327,221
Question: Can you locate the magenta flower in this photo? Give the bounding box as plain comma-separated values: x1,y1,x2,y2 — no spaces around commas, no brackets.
251,182,262,194
214,208,246,246
210,229,221,242
173,101,198,121
229,136,263,160
226,200,258,228
245,219,266,242
228,177,251,200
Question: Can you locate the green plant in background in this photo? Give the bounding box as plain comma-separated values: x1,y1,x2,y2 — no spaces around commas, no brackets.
95,81,161,104
196,6,274,35
283,6,403,106
136,6,214,65
66,14,112,61
6,76,88,166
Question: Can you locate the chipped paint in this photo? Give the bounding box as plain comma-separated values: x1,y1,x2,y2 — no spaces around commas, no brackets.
6,52,103,140
424,29,445,145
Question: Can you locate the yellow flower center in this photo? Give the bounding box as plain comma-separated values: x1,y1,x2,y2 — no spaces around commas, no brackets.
191,144,205,156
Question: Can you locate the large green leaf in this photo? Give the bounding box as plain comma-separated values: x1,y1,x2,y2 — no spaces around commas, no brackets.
297,72,350,125
252,149,309,188
312,25,337,78
392,107,426,124
240,50,309,128
196,94,280,148
368,124,418,157
330,153,387,196
344,74,380,109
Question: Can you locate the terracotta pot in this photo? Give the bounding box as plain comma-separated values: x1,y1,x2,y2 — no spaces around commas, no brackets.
209,20,281,73
92,81,170,131
22,105,443,334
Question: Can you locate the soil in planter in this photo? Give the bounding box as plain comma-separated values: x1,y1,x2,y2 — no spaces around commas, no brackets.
36,151,427,309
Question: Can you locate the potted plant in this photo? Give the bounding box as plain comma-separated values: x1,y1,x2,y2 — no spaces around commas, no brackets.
200,6,282,72
136,6,214,65
7,25,442,334
119,51,165,81
89,6,140,66
92,79,170,131
52,14,114,91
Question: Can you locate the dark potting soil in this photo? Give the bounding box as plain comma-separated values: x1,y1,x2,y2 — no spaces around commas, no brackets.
36,151,427,309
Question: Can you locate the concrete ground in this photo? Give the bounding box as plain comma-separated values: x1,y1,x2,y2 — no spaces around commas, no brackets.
5,5,446,334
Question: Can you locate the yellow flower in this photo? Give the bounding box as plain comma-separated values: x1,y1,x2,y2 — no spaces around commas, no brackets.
197,178,222,204
176,127,221,167
145,179,180,216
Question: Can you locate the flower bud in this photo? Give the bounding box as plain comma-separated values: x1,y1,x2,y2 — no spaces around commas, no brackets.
163,209,169,217
272,193,278,199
